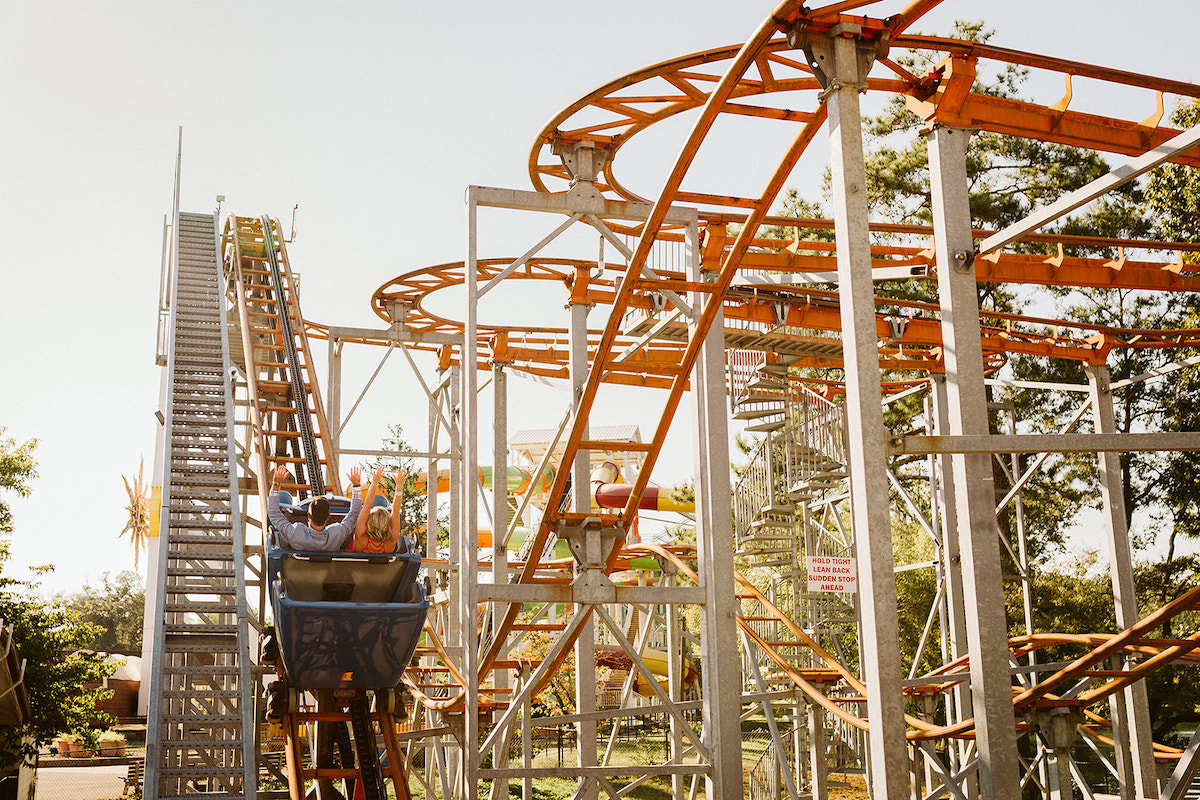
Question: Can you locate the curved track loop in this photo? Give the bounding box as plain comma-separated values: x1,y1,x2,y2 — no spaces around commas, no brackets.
402,619,470,714
529,21,1200,210
362,249,1200,381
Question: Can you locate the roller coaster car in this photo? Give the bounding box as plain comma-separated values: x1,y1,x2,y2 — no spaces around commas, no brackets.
266,501,429,690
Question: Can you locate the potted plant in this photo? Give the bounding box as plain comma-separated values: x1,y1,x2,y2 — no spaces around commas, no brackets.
72,728,99,758
98,730,126,757
53,733,75,757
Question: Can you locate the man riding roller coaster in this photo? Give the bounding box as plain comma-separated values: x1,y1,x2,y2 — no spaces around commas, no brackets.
267,464,407,552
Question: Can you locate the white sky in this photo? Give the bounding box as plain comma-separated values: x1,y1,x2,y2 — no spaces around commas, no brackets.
2,1,1197,596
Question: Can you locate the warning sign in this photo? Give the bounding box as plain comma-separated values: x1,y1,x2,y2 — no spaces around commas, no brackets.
806,556,857,593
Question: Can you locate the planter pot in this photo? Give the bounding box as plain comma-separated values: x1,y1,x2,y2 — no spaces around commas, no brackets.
68,746,90,758
54,739,72,757
99,743,126,757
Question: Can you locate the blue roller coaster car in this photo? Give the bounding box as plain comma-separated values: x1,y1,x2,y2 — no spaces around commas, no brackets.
267,495,429,689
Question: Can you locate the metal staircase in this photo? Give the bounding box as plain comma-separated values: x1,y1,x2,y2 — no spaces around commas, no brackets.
730,352,859,676
730,353,792,434
146,211,257,800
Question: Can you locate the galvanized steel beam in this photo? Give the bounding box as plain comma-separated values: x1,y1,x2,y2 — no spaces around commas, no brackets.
928,123,1020,800
819,27,910,798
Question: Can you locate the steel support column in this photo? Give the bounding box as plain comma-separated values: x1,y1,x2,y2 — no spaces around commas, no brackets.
927,124,1020,799
931,375,973,774
665,570,686,800
1086,362,1159,799
809,693,828,800
327,336,342,456
691,224,743,799
569,289,598,800
821,29,909,797
460,187,482,795
491,363,511,800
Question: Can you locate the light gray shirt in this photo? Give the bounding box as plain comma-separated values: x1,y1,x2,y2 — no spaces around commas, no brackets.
268,487,362,551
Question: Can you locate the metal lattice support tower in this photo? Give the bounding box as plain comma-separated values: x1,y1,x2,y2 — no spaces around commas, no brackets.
145,210,257,800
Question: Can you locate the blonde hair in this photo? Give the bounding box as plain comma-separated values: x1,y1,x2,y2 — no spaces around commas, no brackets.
365,507,391,541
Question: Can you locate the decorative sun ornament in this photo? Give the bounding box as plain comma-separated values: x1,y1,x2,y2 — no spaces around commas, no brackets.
120,458,151,569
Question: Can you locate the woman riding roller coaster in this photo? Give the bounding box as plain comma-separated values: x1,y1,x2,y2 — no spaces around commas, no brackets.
349,467,407,553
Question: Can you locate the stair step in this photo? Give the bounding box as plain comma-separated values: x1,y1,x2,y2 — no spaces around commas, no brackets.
164,641,240,654
167,535,235,549
733,407,784,420
167,584,239,596
165,623,241,635
171,464,228,474
162,690,243,701
756,359,799,375
174,374,224,384
172,399,225,410
171,489,231,501
170,478,229,490
746,375,787,391
165,553,236,565
167,567,237,578
159,712,244,726
166,502,233,517
171,433,228,443
159,740,245,752
750,518,793,529
164,665,245,676
739,535,795,545
167,519,233,530
163,601,239,614
159,766,246,778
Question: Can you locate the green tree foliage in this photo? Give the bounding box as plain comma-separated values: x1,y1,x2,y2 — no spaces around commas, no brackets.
1147,102,1200,245
0,430,37,545
0,575,113,766
1013,553,1115,651
0,431,112,768
892,517,940,680
1142,99,1200,563
512,630,577,717
1136,556,1200,742
62,571,145,653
